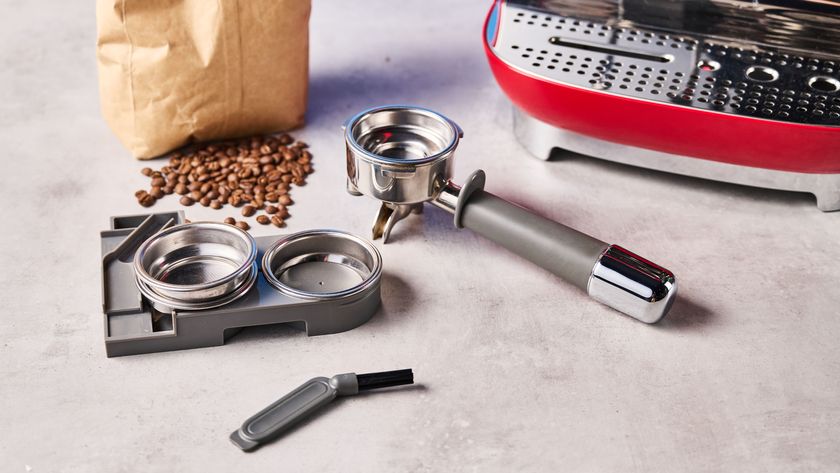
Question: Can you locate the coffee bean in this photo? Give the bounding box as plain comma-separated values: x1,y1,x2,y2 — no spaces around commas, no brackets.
241,205,256,217
256,215,270,225
224,217,236,225
270,215,285,227
139,194,156,207
133,134,310,221
235,221,250,231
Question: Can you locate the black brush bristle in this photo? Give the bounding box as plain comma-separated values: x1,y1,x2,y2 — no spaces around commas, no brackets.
357,369,414,391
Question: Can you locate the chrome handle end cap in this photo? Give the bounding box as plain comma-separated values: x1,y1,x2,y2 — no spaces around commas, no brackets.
587,245,677,324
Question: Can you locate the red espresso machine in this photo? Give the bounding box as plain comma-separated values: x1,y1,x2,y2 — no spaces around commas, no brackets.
484,0,840,210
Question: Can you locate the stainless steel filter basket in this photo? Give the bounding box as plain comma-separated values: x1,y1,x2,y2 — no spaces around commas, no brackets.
133,222,258,310
345,105,461,204
262,230,382,300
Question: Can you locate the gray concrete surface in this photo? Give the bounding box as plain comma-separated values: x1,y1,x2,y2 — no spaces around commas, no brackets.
2,1,839,472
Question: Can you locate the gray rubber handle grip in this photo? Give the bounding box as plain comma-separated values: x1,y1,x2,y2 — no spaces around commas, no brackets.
459,190,608,290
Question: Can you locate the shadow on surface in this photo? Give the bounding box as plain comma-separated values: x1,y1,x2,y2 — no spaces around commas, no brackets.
372,204,462,245
355,382,428,398
656,296,716,330
364,271,418,328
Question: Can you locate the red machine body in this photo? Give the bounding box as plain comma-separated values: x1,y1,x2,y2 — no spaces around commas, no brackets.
483,0,840,174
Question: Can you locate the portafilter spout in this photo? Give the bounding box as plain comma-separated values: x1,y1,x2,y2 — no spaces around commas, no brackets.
344,105,677,323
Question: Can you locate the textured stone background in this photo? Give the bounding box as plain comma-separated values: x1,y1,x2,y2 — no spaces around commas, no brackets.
1,1,838,472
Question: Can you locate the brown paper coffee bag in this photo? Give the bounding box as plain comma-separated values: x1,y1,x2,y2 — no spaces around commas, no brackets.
96,0,310,159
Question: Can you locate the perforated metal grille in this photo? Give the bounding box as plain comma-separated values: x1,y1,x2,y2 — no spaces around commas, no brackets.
494,5,840,126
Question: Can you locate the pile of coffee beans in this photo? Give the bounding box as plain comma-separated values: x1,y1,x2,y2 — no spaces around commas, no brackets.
134,134,312,229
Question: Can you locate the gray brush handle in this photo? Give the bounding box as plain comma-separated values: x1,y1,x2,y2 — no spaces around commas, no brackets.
230,370,413,451
441,170,677,323
230,374,357,451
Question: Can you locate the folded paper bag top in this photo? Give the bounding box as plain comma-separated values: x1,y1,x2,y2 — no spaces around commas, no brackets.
96,0,310,159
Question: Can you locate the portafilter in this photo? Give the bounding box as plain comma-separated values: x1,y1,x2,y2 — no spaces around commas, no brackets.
344,105,677,323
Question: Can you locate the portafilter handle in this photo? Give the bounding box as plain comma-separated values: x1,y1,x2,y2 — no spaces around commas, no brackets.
432,170,677,323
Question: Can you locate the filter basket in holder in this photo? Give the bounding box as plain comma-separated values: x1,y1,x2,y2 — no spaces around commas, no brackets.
133,222,258,310
261,230,382,300
344,105,461,205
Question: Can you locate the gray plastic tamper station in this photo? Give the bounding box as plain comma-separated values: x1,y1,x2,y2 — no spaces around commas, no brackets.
101,212,384,356
344,105,677,323
230,369,414,451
